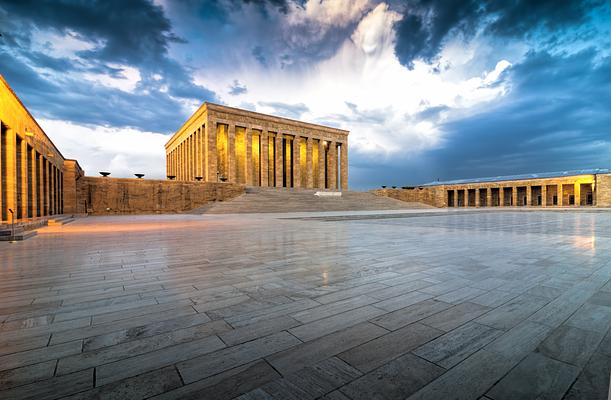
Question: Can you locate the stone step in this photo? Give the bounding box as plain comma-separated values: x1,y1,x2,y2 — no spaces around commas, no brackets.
191,189,432,214
0,230,37,241
48,216,76,226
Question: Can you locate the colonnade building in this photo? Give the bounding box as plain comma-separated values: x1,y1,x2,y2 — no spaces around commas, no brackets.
0,76,72,223
376,169,611,208
165,103,349,190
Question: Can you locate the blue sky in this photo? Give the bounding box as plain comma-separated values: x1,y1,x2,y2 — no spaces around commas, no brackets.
0,0,610,189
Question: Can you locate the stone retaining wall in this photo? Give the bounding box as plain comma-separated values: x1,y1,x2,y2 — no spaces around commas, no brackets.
74,177,244,215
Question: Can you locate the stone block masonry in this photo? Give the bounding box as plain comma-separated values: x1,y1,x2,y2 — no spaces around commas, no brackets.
74,177,244,215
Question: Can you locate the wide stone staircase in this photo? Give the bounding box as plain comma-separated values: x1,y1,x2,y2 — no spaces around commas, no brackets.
47,215,76,226
191,187,433,214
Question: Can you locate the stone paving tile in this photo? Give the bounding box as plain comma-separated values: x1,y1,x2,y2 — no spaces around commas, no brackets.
97,334,225,386
267,322,388,375
340,353,445,400
338,322,442,373
563,352,611,400
414,322,504,368
469,290,519,308
435,287,488,305
151,360,280,400
475,293,550,331
288,305,385,341
0,360,56,391
537,325,605,367
371,299,454,331
62,365,183,400
486,352,580,400
420,302,491,332
177,331,300,384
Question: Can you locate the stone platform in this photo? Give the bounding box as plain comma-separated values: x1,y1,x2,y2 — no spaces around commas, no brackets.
0,210,610,399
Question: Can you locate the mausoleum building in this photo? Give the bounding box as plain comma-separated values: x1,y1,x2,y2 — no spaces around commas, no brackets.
165,103,349,190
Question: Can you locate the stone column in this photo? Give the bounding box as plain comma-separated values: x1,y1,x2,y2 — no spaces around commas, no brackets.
558,184,563,206
260,130,268,187
275,134,283,188
574,182,581,206
542,185,547,207
245,128,253,185
486,188,492,207
47,162,53,215
475,189,480,207
30,147,37,218
293,135,301,188
37,154,43,216
206,121,217,182
318,140,325,189
499,188,505,207
327,141,337,189
19,139,29,218
227,124,236,183
4,129,16,220
340,142,348,190
306,137,313,189
200,129,204,179
512,187,518,207
453,189,458,207
526,185,532,207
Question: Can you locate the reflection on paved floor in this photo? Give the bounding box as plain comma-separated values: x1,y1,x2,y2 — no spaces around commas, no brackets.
0,210,610,399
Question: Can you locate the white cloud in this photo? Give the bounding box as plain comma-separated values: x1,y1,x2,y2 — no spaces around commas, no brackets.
39,119,167,179
195,2,512,158
82,64,142,92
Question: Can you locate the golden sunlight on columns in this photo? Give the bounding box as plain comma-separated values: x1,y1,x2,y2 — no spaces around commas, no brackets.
251,130,260,186
29,147,36,218
245,128,253,185
216,123,228,181
292,135,301,188
300,137,307,188
235,126,246,184
284,136,292,188
268,134,276,187
260,130,268,187
228,124,237,183
206,122,216,182
0,124,4,221
306,137,313,189
275,133,283,188
512,187,518,206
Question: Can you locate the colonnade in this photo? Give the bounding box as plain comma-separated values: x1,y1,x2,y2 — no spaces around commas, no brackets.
0,122,63,222
446,181,595,208
166,122,348,190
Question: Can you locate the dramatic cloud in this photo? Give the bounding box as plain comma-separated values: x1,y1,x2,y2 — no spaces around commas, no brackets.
0,0,609,186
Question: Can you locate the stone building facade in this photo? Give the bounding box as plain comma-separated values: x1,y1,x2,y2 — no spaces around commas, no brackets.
165,103,349,190
0,76,69,223
375,169,611,208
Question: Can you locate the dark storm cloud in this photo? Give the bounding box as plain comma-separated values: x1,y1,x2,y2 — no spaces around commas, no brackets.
393,0,603,68
0,49,190,132
0,0,216,132
258,101,309,119
349,48,611,189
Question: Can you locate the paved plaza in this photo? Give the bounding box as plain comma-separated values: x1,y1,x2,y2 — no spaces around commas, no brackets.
1,210,611,399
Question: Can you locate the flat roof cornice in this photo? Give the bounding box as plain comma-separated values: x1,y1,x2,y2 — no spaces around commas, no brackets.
165,102,349,148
